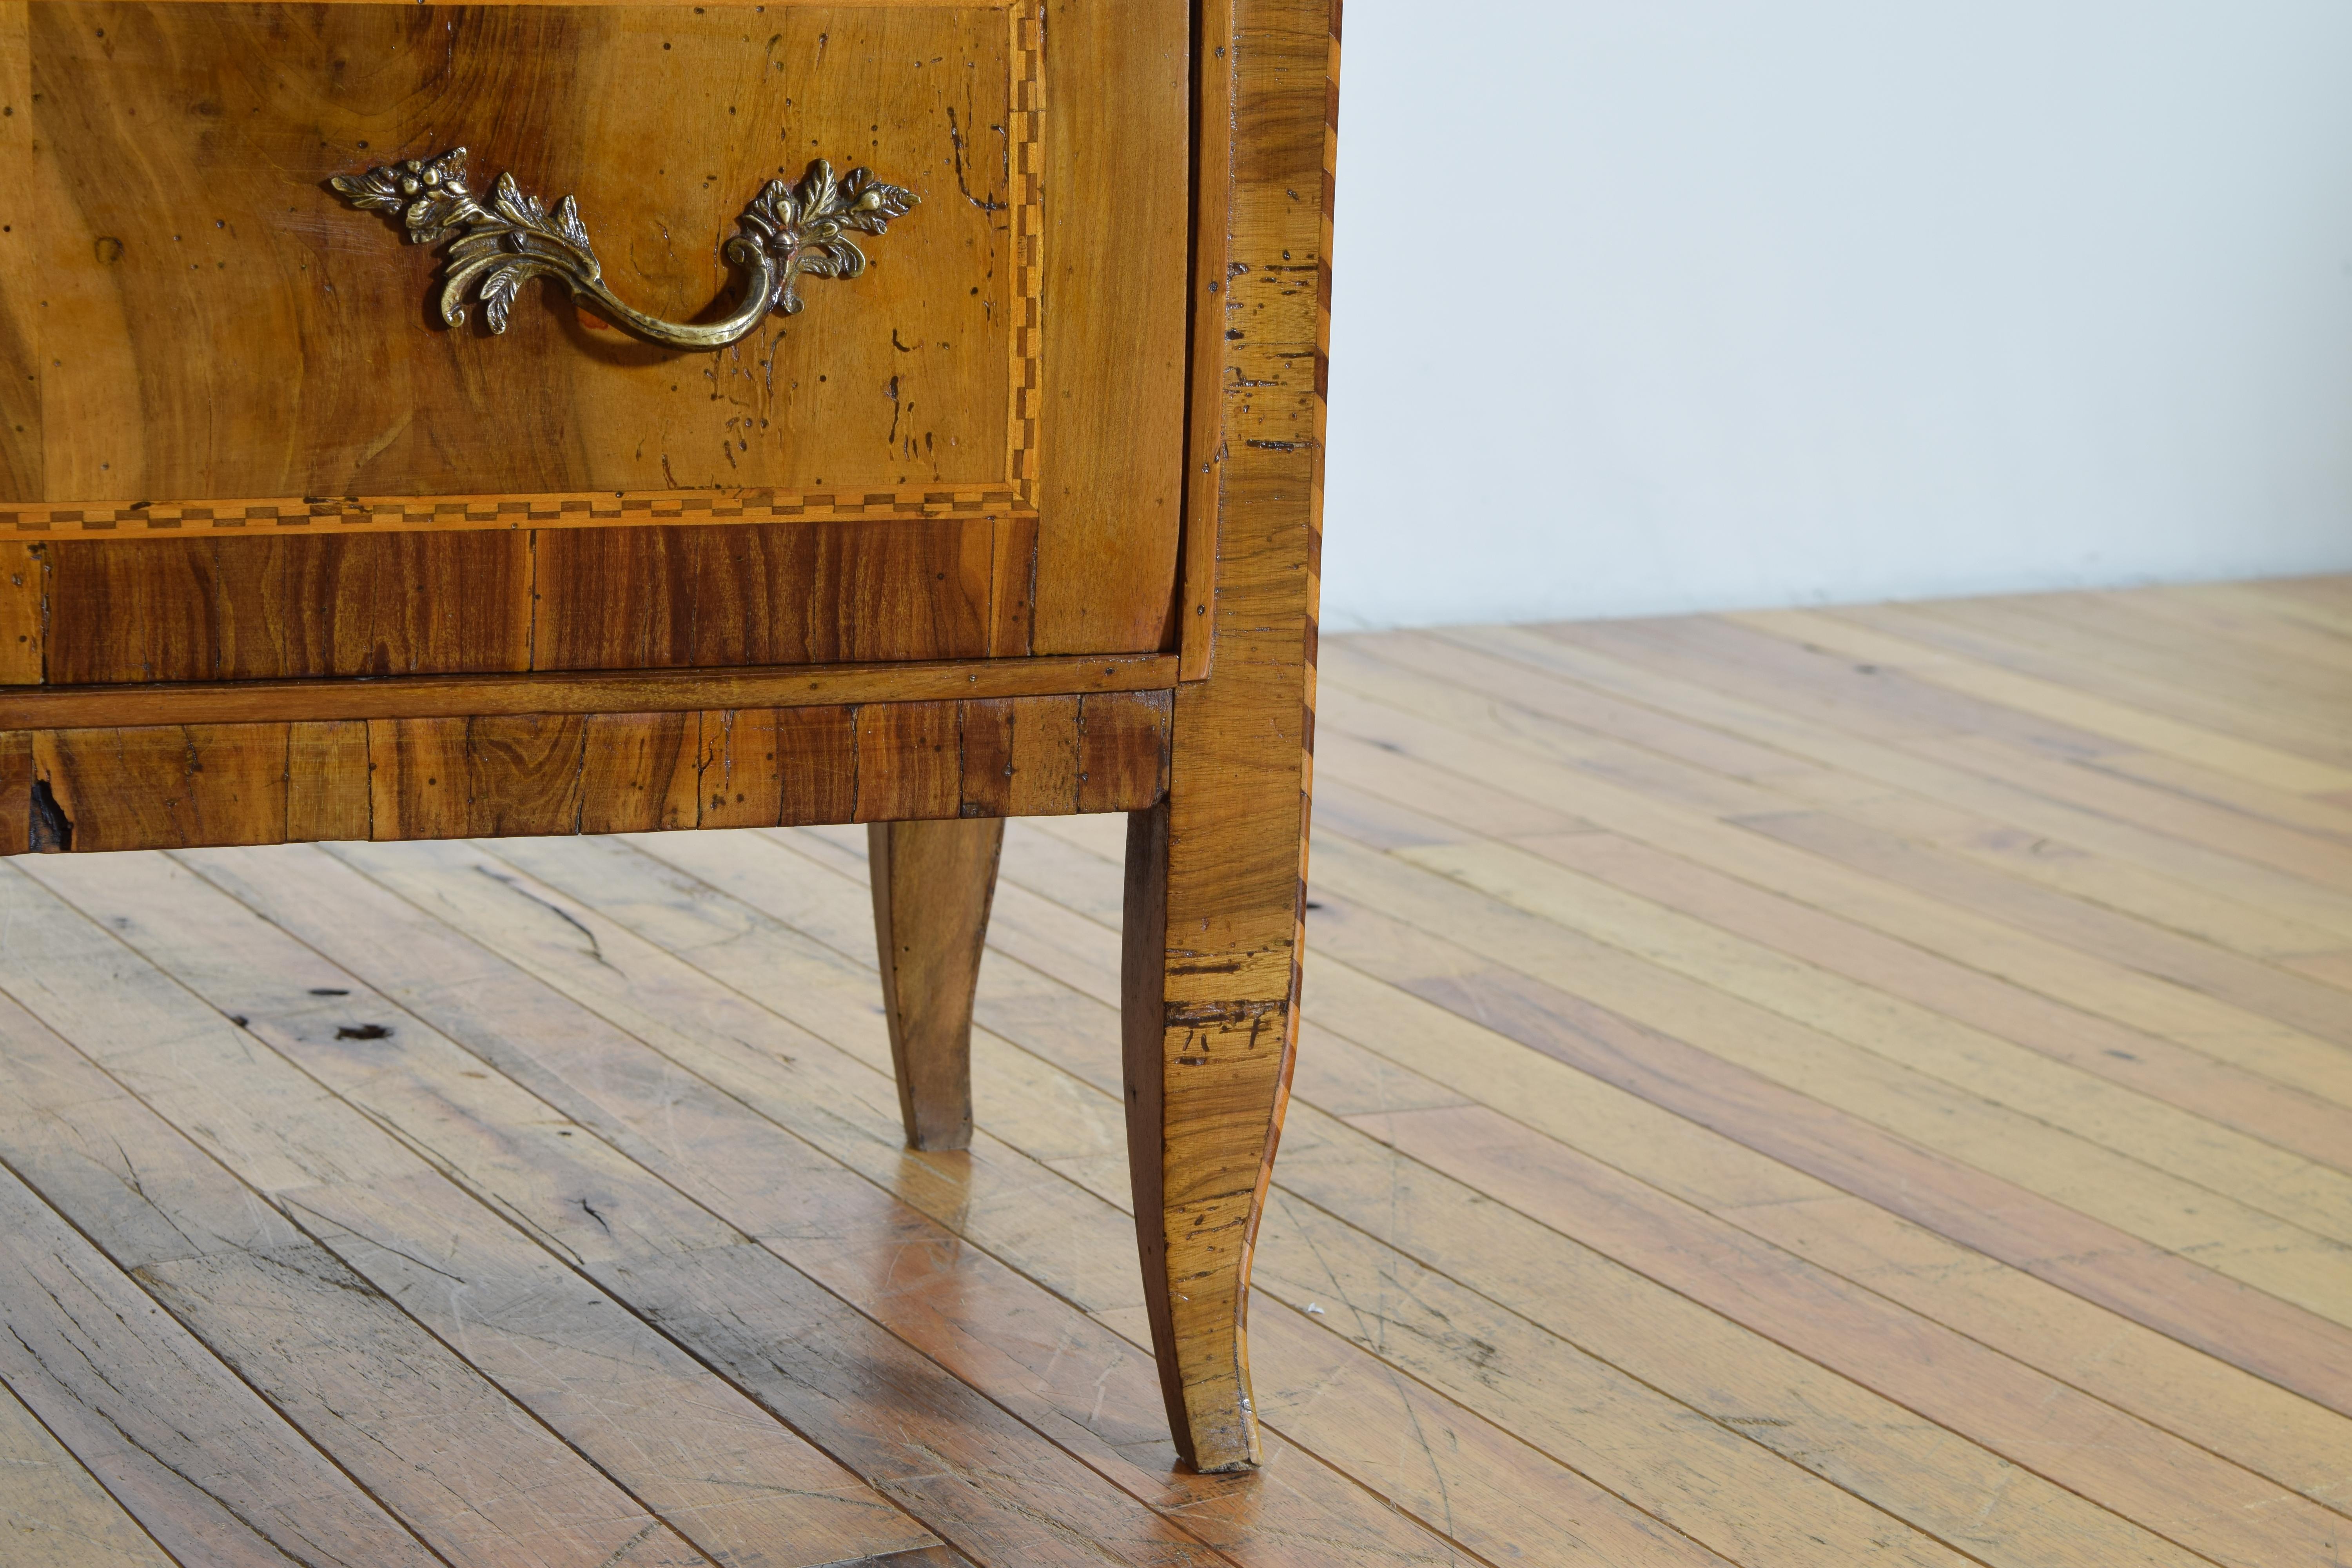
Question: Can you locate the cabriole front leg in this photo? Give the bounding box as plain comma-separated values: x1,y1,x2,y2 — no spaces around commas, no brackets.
1122,782,1305,1473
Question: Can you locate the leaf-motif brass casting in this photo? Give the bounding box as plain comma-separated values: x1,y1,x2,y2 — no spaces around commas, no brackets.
330,148,917,351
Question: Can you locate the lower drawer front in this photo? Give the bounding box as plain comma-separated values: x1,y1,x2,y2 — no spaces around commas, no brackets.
20,519,1028,684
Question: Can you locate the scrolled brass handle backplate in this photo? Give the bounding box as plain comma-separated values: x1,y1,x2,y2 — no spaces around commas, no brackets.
331,147,917,351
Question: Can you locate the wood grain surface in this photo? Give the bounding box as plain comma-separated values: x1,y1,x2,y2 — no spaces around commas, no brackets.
10,516,1007,691
1028,0,1189,654
30,1,1014,504
0,1377,171,1568
0,1160,450,1568
9,688,1171,850
46,531,535,683
0,5,34,505
0,993,728,1568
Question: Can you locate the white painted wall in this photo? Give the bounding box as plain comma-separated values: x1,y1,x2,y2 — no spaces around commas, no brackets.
1321,2,2352,630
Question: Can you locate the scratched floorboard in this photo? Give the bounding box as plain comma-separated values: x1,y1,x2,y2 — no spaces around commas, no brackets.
4,577,2351,1566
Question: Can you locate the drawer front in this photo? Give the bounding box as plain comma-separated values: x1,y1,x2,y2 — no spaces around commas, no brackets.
0,0,1191,670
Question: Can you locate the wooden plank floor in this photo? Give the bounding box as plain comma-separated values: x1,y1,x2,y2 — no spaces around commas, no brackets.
4,576,2351,1567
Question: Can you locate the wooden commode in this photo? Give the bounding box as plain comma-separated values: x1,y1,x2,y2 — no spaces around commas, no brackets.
0,0,1335,1473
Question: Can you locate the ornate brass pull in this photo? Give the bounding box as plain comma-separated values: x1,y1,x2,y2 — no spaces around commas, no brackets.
332,148,916,351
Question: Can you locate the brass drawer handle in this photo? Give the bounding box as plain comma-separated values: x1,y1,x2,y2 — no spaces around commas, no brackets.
332,148,917,351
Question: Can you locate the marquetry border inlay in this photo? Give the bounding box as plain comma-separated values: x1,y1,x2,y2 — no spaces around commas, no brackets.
0,1,1043,543
1009,2,1044,505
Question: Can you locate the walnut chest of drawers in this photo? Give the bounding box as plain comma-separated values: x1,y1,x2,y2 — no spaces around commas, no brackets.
0,0,1333,1472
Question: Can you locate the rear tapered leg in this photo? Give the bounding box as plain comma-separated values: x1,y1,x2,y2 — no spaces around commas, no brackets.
869,816,1005,1151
